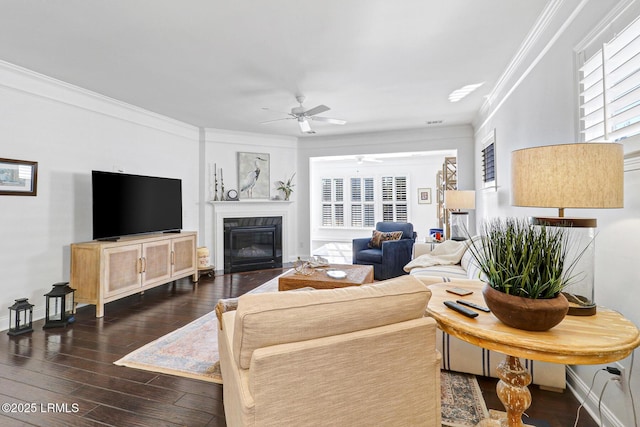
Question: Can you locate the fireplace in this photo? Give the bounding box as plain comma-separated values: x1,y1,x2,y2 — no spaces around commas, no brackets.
224,216,283,273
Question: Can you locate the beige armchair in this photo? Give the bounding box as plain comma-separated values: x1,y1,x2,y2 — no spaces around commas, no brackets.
218,275,441,427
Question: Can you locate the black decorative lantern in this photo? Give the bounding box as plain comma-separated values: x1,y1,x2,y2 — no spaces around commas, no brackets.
8,298,34,336
43,282,76,329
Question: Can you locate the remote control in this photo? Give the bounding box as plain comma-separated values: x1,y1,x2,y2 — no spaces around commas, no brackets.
456,299,491,313
444,301,479,318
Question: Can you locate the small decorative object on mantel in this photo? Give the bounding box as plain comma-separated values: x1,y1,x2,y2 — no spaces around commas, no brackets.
276,172,296,201
219,168,226,201
226,189,239,201
211,163,218,201
43,282,76,329
467,218,589,331
7,298,34,336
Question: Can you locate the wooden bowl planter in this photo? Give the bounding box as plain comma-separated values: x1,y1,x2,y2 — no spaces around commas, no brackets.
482,284,569,331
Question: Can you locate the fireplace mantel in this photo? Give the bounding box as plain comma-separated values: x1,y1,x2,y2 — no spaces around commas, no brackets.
209,200,293,205
210,200,295,270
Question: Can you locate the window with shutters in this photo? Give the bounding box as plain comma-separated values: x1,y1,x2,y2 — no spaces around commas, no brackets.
381,176,408,222
321,178,344,227
481,129,496,190
579,15,640,142
350,177,375,227
320,175,408,227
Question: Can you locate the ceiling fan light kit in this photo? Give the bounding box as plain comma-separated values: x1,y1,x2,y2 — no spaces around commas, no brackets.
261,95,346,134
298,117,313,134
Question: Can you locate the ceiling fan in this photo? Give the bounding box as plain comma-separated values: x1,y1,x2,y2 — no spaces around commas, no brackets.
261,95,346,134
355,155,382,164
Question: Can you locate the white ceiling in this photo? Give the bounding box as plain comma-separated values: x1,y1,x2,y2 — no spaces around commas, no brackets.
0,0,548,138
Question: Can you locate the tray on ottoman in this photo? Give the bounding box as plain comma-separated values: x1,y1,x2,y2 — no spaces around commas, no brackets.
278,264,374,291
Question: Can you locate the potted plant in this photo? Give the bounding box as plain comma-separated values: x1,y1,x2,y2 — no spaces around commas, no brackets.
276,172,296,201
467,217,585,331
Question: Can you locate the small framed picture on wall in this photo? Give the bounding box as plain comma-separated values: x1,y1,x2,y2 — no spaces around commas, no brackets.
0,158,38,196
238,152,270,199
418,188,432,204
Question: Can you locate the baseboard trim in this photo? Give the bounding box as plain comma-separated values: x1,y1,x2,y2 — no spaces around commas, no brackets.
566,366,625,427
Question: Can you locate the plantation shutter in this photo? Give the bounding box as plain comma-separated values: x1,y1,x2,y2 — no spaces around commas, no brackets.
396,204,408,222
321,178,344,227
351,205,363,227
322,205,332,226
381,176,408,222
351,178,361,202
382,204,394,222
382,177,393,201
580,16,640,141
334,204,344,226
395,177,408,222
334,178,344,226
482,142,495,183
363,178,375,227
321,179,332,226
321,179,331,202
580,50,605,141
335,179,343,202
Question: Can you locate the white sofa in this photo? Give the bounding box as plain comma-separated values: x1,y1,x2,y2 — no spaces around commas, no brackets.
406,241,567,391
218,276,443,426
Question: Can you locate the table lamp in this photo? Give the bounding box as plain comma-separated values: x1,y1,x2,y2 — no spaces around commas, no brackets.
511,142,624,315
445,190,476,241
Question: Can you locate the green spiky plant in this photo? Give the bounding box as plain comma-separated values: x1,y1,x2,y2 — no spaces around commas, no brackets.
276,172,295,201
467,217,586,299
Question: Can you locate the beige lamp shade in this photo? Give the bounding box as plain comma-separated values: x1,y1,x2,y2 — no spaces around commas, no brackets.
511,143,623,216
445,190,476,210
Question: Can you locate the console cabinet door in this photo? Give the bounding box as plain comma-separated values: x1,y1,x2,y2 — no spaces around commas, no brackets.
142,240,172,288
172,234,196,277
104,244,142,298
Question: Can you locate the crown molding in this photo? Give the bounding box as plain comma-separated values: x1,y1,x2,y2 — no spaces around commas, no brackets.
482,0,564,111
474,0,590,133
204,127,298,148
0,60,198,141
574,0,636,52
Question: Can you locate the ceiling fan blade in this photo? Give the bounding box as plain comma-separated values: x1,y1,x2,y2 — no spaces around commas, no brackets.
260,117,294,124
311,116,347,125
261,107,292,115
303,104,330,116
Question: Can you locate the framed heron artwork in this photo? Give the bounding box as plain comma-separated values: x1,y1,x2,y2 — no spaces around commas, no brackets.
238,152,270,199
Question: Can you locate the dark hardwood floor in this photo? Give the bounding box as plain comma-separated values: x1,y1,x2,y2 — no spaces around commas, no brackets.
1,268,597,427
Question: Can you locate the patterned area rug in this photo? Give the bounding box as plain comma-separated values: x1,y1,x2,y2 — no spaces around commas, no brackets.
441,371,489,426
115,273,489,426
114,273,283,383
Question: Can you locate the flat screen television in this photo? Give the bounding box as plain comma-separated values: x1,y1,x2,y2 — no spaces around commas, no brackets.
92,171,183,240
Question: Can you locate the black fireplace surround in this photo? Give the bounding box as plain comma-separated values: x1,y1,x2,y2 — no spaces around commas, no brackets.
224,216,283,273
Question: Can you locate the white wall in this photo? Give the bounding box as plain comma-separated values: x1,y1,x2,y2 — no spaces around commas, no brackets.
297,125,475,256
201,129,298,263
309,152,455,246
0,61,200,324
473,1,640,425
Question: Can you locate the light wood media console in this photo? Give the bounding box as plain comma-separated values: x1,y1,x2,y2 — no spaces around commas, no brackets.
70,231,197,317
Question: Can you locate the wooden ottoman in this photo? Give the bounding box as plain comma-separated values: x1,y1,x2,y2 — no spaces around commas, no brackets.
278,264,374,291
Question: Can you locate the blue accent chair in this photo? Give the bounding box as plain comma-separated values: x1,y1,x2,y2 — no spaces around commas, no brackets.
352,222,416,280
